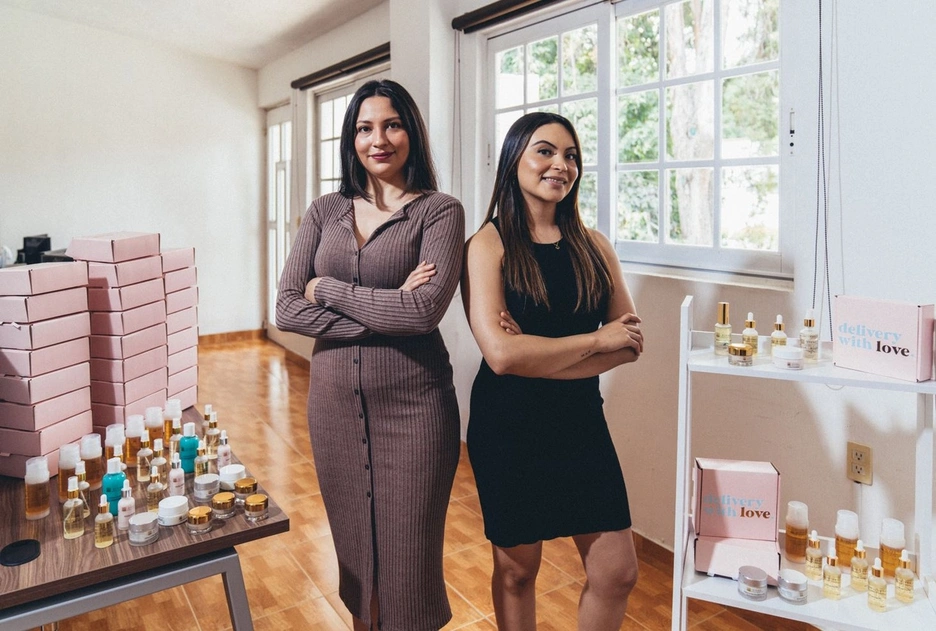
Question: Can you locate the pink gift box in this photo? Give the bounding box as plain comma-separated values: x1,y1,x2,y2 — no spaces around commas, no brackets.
161,247,195,273
0,312,91,351
87,256,163,288
0,362,90,405
166,286,198,314
91,389,166,425
0,386,91,431
163,266,197,294
167,366,197,395
0,286,87,323
168,346,197,376
168,384,197,410
166,306,197,335
0,262,88,296
87,277,165,312
0,338,89,378
694,536,781,585
91,366,167,405
91,300,166,336
67,232,160,263
0,447,62,478
167,325,198,355
90,323,167,360
0,409,92,458
694,458,780,542
90,345,167,383
834,295,935,382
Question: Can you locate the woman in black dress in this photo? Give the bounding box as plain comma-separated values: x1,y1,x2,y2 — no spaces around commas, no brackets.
462,112,643,630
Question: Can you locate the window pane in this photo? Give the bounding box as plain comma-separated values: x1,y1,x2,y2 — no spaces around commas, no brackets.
722,70,779,158
723,0,779,69
720,165,778,250
268,229,277,324
666,81,714,160
578,172,597,229
617,90,659,163
528,104,560,114
496,110,524,161
665,0,714,79
527,36,558,102
561,98,597,165
333,141,342,181
334,96,347,136
561,24,598,96
666,167,713,245
282,121,292,162
496,46,524,108
617,9,659,88
320,100,332,138
320,140,333,180
617,171,659,242
269,124,280,163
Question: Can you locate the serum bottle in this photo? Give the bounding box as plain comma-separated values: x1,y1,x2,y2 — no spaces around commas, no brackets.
805,530,824,580
850,540,869,593
137,429,153,483
117,479,136,531
80,433,104,491
895,550,915,603
742,313,759,357
868,558,887,612
205,412,221,460
24,456,51,520
799,308,819,361
144,405,164,444
63,476,85,539
57,443,81,503
784,501,809,564
823,541,842,600
770,315,787,354
714,302,731,356
125,414,144,468
194,440,209,477
168,452,185,497
94,494,115,549
217,430,232,469
168,417,183,458
151,438,169,485
146,464,165,513
834,509,859,568
880,518,905,578
75,460,91,519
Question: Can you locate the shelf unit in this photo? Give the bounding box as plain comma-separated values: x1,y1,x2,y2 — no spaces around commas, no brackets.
671,295,936,631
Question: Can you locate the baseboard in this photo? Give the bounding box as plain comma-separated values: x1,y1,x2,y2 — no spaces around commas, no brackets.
198,329,266,346
284,348,310,369
632,530,674,569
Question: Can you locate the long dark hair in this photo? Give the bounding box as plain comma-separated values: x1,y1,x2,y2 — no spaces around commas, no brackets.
338,79,438,201
483,112,612,312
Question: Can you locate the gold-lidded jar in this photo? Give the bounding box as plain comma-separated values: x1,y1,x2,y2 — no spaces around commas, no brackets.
244,493,269,522
234,477,258,506
187,505,214,535
211,491,237,519
728,343,754,367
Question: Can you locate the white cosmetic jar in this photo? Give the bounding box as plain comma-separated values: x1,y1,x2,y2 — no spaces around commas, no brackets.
157,495,189,526
219,464,246,490
778,569,808,604
128,512,160,546
773,346,805,370
193,473,221,502
737,565,768,601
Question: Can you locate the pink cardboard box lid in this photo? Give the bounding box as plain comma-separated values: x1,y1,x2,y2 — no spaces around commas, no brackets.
0,286,88,324
694,458,780,542
0,338,89,378
0,386,91,432
91,300,166,336
167,384,197,411
90,323,167,360
167,366,197,395
0,312,90,351
0,409,92,458
67,232,160,263
166,306,197,335
0,446,61,478
91,388,166,426
87,277,165,312
168,345,197,375
87,256,163,288
167,325,198,355
161,247,195,273
91,366,167,406
694,536,781,585
166,286,198,314
0,362,90,405
0,262,88,296
90,345,167,383
163,266,197,294
834,295,935,383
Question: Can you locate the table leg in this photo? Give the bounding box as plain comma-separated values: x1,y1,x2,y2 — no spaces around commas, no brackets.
221,553,254,631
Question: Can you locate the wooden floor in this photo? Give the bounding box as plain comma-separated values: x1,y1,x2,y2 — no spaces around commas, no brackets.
56,338,815,630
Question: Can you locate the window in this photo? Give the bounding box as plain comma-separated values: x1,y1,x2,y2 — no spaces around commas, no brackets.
266,105,292,330
316,89,352,196
484,0,788,278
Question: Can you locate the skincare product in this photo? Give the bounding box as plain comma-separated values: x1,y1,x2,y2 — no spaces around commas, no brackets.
57,443,81,503
777,569,808,604
179,422,198,474
217,430,232,469
104,423,126,470
772,345,804,370
727,343,754,367
714,302,731,356
80,433,104,490
219,464,246,490
94,494,115,548
770,315,787,354
211,492,236,519
125,414,144,467
784,501,809,564
868,558,887,612
168,417,182,458
737,565,768,601
168,452,185,497
823,541,842,600
75,460,91,519
151,438,168,485
117,479,135,531
880,518,905,578
128,512,159,546
202,403,213,428
805,530,823,580
851,540,869,593
742,313,759,357
157,495,189,527
244,493,269,522
186,506,214,535
63,476,85,539
799,308,819,361
205,411,220,460
146,464,164,513
101,456,126,516
193,473,221,503
234,477,258,506
834,509,859,568
895,550,914,603
24,456,51,520
136,429,153,483
162,398,182,453
194,440,209,477
144,405,163,444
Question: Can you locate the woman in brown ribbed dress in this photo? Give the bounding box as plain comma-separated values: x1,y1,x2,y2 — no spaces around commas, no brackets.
275,80,463,631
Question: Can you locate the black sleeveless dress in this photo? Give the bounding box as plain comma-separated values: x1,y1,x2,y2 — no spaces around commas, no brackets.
467,223,632,548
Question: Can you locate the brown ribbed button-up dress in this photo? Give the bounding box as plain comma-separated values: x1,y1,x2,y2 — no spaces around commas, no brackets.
275,191,463,631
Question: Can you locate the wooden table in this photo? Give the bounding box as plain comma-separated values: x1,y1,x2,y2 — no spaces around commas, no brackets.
0,408,289,630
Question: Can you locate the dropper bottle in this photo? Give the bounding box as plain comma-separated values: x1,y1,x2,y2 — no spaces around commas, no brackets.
799,308,819,361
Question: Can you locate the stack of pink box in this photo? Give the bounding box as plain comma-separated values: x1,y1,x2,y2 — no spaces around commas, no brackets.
0,262,92,477
66,232,168,437
161,247,198,409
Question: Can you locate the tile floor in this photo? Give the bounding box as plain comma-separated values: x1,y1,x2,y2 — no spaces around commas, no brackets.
56,338,813,630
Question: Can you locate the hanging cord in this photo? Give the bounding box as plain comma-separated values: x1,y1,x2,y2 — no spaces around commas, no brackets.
812,0,833,339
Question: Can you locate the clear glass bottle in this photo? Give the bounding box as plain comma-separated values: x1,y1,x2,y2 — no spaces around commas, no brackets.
217,430,232,469
63,476,85,539
880,518,905,579
895,549,915,603
179,422,199,474
205,412,221,460
136,429,153,483
714,302,731,356
168,417,183,459
162,398,182,453
151,438,169,485
24,455,51,520
168,452,185,497
125,414,144,468
850,540,869,593
146,464,165,513
823,542,841,599
834,509,859,568
80,433,104,491
94,494,115,549
799,308,819,361
57,443,81,503
75,460,91,519
117,479,135,531
194,441,209,477
804,529,823,580
742,312,758,357
202,403,213,432
144,405,164,444
868,558,887,612
770,314,787,355
104,423,126,472
784,500,808,564
101,456,126,516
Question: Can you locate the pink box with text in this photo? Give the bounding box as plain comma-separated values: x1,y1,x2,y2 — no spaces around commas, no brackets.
91,300,166,336
91,366,167,405
90,323,166,360
0,386,91,431
87,277,165,312
90,345,167,383
0,286,87,323
0,338,89,378
91,389,166,425
168,346,197,375
166,286,198,314
0,312,90,351
0,410,92,458
67,232,160,263
694,458,780,542
161,247,195,273
0,362,90,405
0,262,88,295
88,256,163,288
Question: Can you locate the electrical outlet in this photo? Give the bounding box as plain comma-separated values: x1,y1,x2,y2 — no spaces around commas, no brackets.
847,441,873,485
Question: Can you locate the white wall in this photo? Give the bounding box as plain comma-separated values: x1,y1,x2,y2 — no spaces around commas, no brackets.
0,5,264,336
